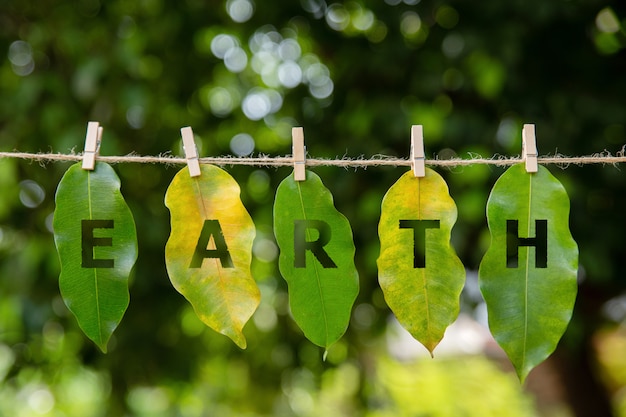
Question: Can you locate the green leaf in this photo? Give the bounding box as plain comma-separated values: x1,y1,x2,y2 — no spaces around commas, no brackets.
377,169,465,355
164,165,259,349
478,164,578,382
273,170,359,349
53,162,137,353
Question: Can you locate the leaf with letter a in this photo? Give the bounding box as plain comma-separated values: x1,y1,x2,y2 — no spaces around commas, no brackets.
164,164,259,349
53,162,137,353
273,170,359,350
478,164,578,382
377,169,465,355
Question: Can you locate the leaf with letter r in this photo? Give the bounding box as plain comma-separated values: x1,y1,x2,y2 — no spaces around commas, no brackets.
478,164,578,382
273,170,359,350
53,162,137,353
377,169,465,355
164,164,259,349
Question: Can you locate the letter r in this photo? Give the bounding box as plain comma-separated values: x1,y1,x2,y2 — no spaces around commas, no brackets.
294,219,338,268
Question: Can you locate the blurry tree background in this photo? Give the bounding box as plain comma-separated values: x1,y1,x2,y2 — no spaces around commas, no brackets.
1,0,626,416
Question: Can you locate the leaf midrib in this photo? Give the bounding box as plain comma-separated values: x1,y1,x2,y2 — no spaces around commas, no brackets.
296,179,330,346
416,176,433,345
193,177,235,325
87,170,104,346
522,171,533,373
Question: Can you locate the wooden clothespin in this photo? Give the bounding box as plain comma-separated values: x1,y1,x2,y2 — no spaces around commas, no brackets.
522,124,538,173
82,121,103,170
292,127,306,181
181,126,201,177
411,125,425,177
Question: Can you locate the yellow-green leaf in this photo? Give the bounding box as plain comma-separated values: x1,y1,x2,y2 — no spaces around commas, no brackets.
53,162,137,353
478,164,578,382
164,165,259,349
273,170,359,349
377,169,465,355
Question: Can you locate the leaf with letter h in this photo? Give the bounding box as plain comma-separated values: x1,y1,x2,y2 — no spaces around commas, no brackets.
164,164,259,349
479,164,578,382
377,169,465,355
273,170,359,350
53,162,138,353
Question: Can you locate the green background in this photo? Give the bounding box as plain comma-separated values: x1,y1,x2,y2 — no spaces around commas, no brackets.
1,1,625,416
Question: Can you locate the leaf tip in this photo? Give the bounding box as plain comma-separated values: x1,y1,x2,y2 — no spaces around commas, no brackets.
221,326,248,350
516,367,531,385
231,334,248,349
423,340,439,357
95,341,108,354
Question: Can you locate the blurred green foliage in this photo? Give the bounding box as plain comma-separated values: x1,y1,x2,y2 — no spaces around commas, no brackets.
1,0,626,415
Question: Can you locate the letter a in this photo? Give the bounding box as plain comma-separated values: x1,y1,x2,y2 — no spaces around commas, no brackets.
506,219,548,268
190,220,234,268
294,219,337,268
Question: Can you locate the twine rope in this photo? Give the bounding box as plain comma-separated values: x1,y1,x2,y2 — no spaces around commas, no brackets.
1,150,625,169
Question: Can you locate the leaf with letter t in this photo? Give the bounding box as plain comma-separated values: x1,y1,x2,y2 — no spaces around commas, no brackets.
377,169,465,355
53,162,138,352
478,164,578,382
164,164,259,349
273,170,359,350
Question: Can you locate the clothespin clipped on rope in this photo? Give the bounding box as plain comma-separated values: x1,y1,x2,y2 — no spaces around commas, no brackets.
411,125,425,177
181,126,201,177
82,121,103,170
522,124,538,173
292,127,306,181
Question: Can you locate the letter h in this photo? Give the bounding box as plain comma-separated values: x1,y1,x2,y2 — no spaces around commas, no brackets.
506,219,547,268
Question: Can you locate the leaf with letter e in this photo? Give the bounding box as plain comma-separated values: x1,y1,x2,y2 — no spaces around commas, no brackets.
273,170,359,350
478,164,578,382
377,169,465,355
164,164,259,349
53,162,137,353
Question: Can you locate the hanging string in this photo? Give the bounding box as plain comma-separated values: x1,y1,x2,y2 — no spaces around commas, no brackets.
1,150,625,168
